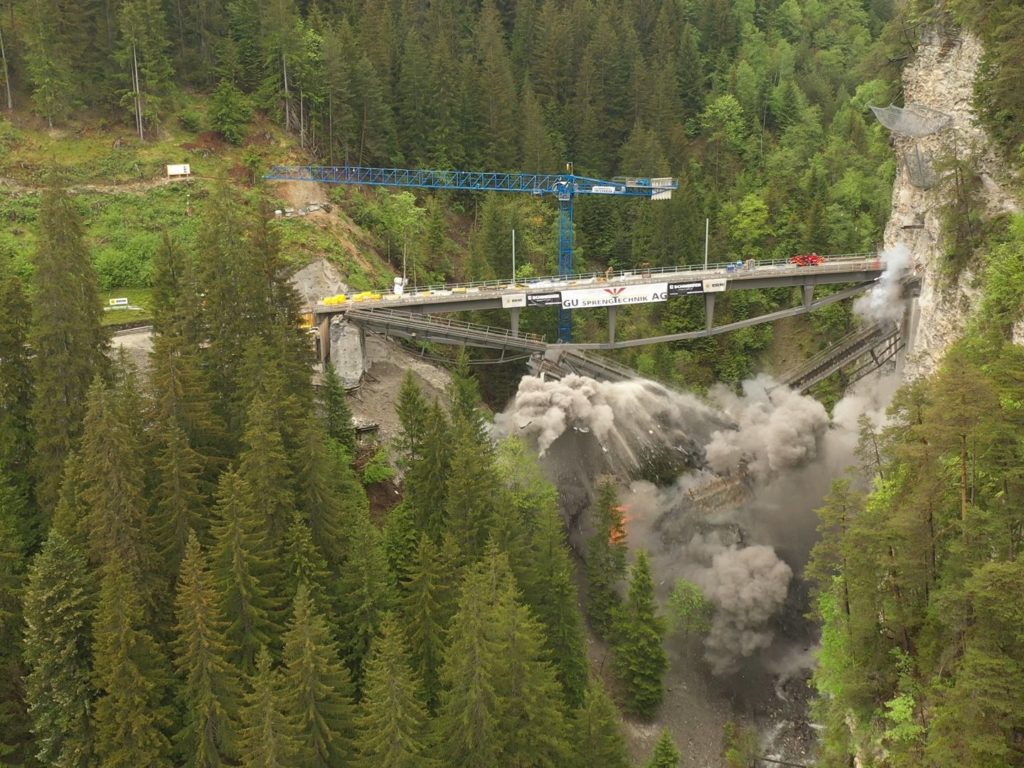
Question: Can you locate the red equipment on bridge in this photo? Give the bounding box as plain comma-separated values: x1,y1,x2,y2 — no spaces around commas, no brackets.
790,253,825,266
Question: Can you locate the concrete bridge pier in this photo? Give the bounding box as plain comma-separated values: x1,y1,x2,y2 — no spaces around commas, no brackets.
328,315,366,388
608,306,617,344
803,284,815,308
704,293,716,334
509,307,521,337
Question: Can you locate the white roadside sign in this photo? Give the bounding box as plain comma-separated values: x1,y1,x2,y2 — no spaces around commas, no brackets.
702,278,728,293
501,293,527,308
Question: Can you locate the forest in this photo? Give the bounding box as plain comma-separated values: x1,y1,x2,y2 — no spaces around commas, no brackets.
1,0,1024,766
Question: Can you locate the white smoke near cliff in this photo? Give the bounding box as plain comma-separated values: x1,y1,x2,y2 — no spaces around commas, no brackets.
853,244,912,324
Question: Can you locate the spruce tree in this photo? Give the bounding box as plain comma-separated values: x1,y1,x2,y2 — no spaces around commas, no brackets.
586,478,627,637
400,534,452,708
78,376,157,597
210,470,279,673
0,500,30,763
444,417,502,565
613,550,667,719
23,530,96,768
0,256,34,537
92,558,173,768
571,682,631,768
29,181,107,514
406,400,451,541
282,584,358,768
336,511,396,685
238,647,300,768
283,512,331,611
354,613,436,768
154,419,208,569
319,364,356,454
395,371,427,465
237,395,296,553
646,730,681,767
173,532,241,768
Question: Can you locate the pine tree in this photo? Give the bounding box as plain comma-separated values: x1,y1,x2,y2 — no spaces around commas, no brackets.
319,364,356,454
0,256,34,538
283,512,332,611
117,0,176,138
210,470,279,673
282,584,357,768
336,511,396,684
646,730,681,767
613,550,667,719
23,530,96,768
22,0,79,124
237,395,296,553
586,479,627,637
395,370,427,464
0,497,30,763
400,534,452,708
238,647,300,768
29,181,107,514
92,557,173,768
173,531,241,768
154,419,208,569
571,682,631,768
406,400,451,540
354,613,436,768
78,375,159,601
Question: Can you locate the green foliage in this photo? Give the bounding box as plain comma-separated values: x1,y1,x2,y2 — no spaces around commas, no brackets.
666,578,713,636
319,365,356,453
646,730,681,768
585,479,627,637
209,79,253,144
23,531,97,767
238,648,300,768
570,682,631,768
722,721,759,768
361,445,396,485
612,551,667,719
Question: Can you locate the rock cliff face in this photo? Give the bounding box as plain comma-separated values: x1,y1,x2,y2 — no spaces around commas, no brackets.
883,27,1020,380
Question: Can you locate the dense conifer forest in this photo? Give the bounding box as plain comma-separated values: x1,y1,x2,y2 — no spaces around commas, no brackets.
1,0,1024,766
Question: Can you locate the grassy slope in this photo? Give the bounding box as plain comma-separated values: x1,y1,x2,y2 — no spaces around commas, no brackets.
0,103,395,316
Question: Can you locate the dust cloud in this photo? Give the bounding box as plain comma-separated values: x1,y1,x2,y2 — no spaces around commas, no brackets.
853,244,912,324
497,366,899,676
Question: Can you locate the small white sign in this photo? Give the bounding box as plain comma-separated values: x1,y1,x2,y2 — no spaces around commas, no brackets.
590,185,618,194
702,278,728,293
108,297,129,306
502,293,527,309
166,163,192,177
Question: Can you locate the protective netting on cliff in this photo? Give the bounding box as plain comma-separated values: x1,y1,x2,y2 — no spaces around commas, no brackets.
870,103,951,138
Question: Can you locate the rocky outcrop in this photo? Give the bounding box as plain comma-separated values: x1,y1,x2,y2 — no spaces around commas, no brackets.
883,27,1020,380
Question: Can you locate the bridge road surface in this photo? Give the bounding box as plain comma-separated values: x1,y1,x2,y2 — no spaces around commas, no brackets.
312,254,886,351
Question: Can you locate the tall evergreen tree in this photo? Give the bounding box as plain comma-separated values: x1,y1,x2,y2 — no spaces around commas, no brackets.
23,530,97,768
28,181,107,515
282,584,357,768
319,364,356,454
0,498,30,763
586,479,627,637
210,470,279,673
173,531,241,768
154,419,208,570
354,612,436,768
238,647,300,768
237,395,296,553
613,550,667,719
406,400,451,541
0,257,34,537
646,729,681,768
117,0,176,138
92,557,173,768
571,681,631,768
400,533,453,709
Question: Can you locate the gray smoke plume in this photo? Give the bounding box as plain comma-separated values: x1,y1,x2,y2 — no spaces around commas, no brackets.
692,543,793,676
496,368,898,677
493,373,726,469
853,244,912,324
704,374,830,480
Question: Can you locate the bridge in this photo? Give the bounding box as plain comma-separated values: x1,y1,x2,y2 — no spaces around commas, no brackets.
315,253,886,370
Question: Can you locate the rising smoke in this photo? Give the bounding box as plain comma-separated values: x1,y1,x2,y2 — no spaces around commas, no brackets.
496,364,899,676
853,243,912,324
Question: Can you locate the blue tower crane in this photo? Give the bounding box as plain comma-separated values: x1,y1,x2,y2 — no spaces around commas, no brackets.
265,163,678,342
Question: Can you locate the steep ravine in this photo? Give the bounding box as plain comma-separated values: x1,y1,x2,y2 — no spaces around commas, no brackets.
884,25,1020,379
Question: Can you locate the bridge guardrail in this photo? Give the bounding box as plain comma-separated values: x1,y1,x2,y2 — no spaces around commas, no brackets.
345,308,548,345
313,253,883,312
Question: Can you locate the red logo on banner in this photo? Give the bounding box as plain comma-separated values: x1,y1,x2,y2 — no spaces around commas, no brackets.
603,287,626,296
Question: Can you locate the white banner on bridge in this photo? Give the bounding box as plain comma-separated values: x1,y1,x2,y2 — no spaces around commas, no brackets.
501,293,527,308
561,283,668,309
702,278,728,292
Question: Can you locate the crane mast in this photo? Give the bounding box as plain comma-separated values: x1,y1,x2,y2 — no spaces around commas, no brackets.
266,163,677,342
